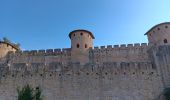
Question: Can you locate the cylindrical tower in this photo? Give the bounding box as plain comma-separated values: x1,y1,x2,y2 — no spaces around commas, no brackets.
145,22,170,46
69,29,95,64
0,41,19,58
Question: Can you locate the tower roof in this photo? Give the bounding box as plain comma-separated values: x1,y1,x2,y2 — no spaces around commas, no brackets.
69,29,95,39
145,22,170,35
0,41,20,50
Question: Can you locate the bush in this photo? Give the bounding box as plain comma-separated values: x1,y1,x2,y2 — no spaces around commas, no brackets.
17,85,42,100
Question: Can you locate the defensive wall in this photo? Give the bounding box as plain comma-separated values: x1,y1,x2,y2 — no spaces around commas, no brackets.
0,59,164,100
92,43,149,63
0,43,164,100
0,22,170,100
3,43,150,64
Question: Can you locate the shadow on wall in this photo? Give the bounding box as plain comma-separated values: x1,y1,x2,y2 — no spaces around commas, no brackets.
164,88,170,100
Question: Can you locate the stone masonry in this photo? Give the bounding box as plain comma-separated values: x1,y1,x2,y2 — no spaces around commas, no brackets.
0,22,170,100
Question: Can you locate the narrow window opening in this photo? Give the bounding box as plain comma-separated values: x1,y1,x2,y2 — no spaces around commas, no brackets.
85,44,88,48
77,44,80,48
164,39,168,44
165,26,168,28
74,34,75,36
36,87,39,90
76,72,80,75
80,33,83,36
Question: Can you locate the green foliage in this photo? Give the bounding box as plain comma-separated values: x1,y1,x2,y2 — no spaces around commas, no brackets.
16,43,20,47
14,43,21,48
3,37,11,43
164,88,170,100
17,85,42,100
17,85,34,100
35,87,42,100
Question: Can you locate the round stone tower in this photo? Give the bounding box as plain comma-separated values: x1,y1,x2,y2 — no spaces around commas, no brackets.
69,29,95,64
0,41,19,58
145,22,170,46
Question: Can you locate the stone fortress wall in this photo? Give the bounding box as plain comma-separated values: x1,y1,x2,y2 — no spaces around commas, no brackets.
92,43,149,63
5,42,149,64
0,59,164,100
0,22,170,100
5,48,71,64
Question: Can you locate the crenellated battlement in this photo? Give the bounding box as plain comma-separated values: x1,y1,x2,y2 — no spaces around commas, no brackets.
1,23,170,100
4,43,151,65
8,43,150,55
92,43,150,63
8,48,71,56
93,43,149,50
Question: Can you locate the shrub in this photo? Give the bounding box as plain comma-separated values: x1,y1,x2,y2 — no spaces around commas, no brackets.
17,85,42,100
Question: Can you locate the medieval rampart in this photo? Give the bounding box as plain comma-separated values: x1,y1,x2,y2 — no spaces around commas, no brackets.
5,48,71,64
0,61,164,100
92,43,150,63
0,22,170,100
1,43,151,65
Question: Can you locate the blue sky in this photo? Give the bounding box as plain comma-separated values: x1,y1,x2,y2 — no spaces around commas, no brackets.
0,0,170,50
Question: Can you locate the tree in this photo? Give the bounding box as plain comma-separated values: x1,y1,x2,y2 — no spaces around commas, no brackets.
34,87,42,100
16,43,20,47
17,85,34,100
3,37,11,43
17,85,42,100
14,43,21,48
